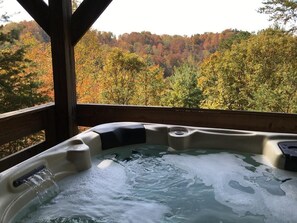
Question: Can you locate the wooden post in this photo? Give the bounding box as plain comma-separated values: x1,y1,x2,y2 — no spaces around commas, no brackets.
17,0,113,143
49,0,78,142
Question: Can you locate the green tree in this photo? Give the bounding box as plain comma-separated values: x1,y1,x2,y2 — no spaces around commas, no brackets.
162,64,203,108
218,30,251,51
199,28,297,113
101,48,145,105
258,0,297,33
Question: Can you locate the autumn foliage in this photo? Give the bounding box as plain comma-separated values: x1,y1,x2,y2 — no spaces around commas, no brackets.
1,21,297,114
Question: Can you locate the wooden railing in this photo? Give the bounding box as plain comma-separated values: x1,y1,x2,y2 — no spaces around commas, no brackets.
77,104,297,133
1,103,297,171
0,103,56,171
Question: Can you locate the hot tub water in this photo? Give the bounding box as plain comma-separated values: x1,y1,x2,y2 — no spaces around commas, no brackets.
12,145,297,223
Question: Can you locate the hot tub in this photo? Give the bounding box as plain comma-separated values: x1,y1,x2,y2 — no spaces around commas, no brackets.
1,122,297,222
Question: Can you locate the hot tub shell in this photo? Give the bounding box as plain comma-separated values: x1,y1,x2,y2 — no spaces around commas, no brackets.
1,122,297,222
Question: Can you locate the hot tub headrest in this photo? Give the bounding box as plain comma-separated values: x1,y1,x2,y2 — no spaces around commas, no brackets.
93,122,146,150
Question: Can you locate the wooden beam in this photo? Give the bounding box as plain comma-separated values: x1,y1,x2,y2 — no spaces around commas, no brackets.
49,0,78,142
17,0,50,35
77,104,297,134
71,0,112,45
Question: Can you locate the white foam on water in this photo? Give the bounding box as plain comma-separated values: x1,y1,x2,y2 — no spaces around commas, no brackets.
163,152,297,223
119,201,170,223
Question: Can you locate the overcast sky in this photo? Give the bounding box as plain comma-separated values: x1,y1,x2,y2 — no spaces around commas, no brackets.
1,0,271,36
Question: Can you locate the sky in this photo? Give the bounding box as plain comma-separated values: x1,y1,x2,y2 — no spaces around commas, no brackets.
1,0,271,36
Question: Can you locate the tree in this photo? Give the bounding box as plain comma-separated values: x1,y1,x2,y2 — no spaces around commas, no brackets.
75,30,107,103
0,24,48,113
134,63,165,106
247,29,297,113
17,22,53,100
162,64,203,108
218,30,251,51
199,28,297,113
258,0,297,33
100,48,145,105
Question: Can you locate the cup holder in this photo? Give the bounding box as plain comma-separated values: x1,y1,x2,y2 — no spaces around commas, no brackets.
169,127,189,136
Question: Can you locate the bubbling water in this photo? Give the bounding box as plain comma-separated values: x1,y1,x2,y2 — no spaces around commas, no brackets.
12,145,297,223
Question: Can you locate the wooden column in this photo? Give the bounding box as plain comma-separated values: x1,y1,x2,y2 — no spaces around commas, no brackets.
49,0,78,142
17,0,112,143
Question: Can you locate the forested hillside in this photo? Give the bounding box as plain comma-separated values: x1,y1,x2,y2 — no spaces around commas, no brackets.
1,20,297,113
